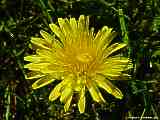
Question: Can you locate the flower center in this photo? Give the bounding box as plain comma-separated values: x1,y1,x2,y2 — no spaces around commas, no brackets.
76,53,93,63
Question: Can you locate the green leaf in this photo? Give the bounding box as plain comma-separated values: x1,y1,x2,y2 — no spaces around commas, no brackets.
118,9,129,44
153,49,160,57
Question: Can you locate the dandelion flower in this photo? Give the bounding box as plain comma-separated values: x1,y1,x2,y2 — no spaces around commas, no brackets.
24,15,131,113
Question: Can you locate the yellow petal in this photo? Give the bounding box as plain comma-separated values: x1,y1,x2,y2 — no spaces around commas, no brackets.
32,76,55,89
49,23,65,43
49,82,64,101
24,63,50,71
40,64,65,74
51,72,64,80
59,74,74,103
90,27,95,36
24,58,63,74
94,26,116,51
31,37,50,49
78,15,89,32
40,30,54,44
106,57,130,63
74,76,83,92
98,65,124,78
24,63,56,73
86,80,105,103
104,43,127,58
111,87,123,99
78,15,85,31
100,57,130,77
69,18,77,31
102,32,117,50
69,18,78,44
64,94,72,112
25,71,45,79
58,18,71,37
85,16,89,31
78,86,85,113
36,49,57,62
95,75,123,99
24,55,43,63
60,86,72,103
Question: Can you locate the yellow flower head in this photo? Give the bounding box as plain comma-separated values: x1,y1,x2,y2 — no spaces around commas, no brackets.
24,15,130,113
